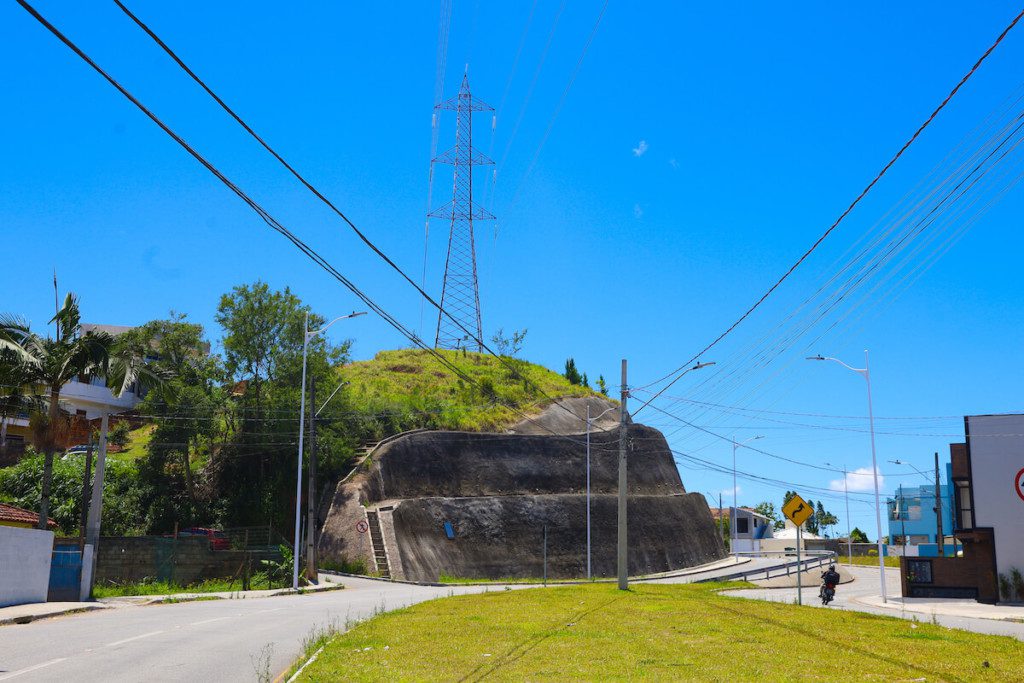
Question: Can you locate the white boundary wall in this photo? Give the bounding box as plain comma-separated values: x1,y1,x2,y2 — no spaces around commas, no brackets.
968,414,1024,578
0,526,53,607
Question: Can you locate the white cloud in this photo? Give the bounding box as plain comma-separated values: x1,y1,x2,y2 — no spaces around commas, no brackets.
632,140,648,157
668,157,679,169
633,203,643,219
830,466,884,493
721,485,741,498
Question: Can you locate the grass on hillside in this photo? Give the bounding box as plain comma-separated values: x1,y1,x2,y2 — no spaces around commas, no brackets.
109,424,155,461
842,555,900,568
295,582,1024,681
341,348,601,433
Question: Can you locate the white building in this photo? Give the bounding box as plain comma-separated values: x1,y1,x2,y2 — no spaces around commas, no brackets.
59,325,143,420
729,507,775,553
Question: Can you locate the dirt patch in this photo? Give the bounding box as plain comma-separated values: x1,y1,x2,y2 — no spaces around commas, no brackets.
387,364,422,374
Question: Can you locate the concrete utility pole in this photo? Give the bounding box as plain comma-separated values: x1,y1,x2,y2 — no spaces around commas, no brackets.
85,412,110,587
934,451,944,556
305,376,318,583
617,359,628,591
78,437,94,549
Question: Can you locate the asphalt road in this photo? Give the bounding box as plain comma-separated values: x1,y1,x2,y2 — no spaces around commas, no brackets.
0,577,518,682
722,565,1024,641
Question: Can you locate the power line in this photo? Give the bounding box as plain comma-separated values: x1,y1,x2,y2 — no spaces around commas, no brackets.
633,6,1024,416
509,0,609,206
109,0,599,435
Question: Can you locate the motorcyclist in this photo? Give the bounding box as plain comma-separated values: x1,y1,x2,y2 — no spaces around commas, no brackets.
820,564,841,604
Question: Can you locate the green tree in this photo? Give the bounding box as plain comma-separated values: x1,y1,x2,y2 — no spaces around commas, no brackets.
563,358,582,386
753,501,781,530
0,449,142,535
596,375,608,397
212,282,351,529
0,293,157,528
815,501,839,538
850,527,869,543
0,347,42,456
121,315,222,531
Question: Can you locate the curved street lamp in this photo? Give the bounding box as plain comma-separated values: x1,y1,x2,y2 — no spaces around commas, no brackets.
807,350,887,603
293,311,366,589
731,435,763,553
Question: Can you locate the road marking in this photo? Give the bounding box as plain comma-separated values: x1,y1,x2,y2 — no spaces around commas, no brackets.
253,608,286,615
0,658,67,680
190,616,232,626
105,630,164,647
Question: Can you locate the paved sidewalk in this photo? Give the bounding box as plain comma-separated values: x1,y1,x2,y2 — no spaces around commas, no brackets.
856,595,1024,622
721,565,1024,641
0,602,107,626
1,575,344,625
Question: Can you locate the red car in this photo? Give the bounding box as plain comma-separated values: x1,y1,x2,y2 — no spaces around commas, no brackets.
179,527,230,550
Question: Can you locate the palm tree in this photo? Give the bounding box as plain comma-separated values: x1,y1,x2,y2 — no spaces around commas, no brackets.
1,293,158,529
0,347,42,456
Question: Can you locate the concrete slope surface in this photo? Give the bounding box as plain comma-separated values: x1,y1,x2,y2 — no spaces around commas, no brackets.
0,577,519,682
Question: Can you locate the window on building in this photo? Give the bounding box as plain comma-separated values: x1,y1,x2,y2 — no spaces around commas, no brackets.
955,481,973,529
736,517,749,535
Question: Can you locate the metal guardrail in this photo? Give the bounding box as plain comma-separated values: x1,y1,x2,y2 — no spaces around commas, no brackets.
702,550,838,583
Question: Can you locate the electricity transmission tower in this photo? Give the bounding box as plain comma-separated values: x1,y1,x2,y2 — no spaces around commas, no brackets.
429,72,494,351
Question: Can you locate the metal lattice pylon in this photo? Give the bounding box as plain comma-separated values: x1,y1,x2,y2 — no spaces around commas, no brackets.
429,73,494,352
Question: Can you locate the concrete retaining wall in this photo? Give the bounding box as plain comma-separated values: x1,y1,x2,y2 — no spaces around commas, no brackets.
391,493,722,581
0,526,53,607
320,422,727,581
364,425,682,501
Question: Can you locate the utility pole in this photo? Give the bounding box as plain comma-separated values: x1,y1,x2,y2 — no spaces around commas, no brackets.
305,375,318,583
843,465,852,566
78,437,94,549
85,412,110,592
934,451,944,556
719,492,725,548
617,359,628,591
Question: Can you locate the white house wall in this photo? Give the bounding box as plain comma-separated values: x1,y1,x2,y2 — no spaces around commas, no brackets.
968,414,1024,579
0,526,53,607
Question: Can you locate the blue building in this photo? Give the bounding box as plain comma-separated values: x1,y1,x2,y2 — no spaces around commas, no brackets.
887,462,957,557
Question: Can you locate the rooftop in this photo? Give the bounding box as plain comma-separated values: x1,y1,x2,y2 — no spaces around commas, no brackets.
0,502,57,529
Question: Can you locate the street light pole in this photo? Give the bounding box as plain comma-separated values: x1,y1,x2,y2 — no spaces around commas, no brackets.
293,311,366,589
731,435,763,554
808,350,888,603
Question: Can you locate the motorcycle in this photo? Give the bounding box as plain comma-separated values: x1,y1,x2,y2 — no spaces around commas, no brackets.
820,578,837,605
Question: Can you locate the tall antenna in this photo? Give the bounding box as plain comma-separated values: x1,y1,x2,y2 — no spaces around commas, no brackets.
430,72,494,352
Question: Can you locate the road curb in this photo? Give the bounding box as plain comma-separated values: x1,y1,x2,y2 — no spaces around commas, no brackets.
0,603,107,626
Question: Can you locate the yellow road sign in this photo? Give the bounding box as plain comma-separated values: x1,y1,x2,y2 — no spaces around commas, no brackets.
783,493,813,527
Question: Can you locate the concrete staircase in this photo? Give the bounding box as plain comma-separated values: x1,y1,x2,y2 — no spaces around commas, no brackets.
365,511,391,579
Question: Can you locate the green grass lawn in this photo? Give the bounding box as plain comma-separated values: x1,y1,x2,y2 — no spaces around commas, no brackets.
108,424,154,462
295,582,1024,681
842,555,900,568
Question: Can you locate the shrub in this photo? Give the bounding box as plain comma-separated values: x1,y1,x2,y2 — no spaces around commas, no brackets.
999,573,1012,601
1011,567,1024,602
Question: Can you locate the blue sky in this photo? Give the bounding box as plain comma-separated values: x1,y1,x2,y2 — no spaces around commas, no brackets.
3,2,1024,539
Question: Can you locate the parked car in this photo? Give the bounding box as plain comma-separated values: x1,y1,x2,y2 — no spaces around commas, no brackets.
62,444,91,458
179,527,231,550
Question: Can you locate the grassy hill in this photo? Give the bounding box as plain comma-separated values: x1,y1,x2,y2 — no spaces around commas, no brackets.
340,349,600,435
